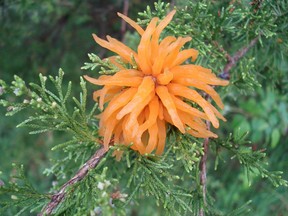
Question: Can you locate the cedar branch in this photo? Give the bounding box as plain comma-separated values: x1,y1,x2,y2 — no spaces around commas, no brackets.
121,0,130,41
40,31,260,216
221,36,260,79
199,120,211,216
199,35,260,215
39,146,109,216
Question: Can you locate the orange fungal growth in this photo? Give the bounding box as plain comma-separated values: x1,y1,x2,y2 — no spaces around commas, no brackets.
84,10,229,156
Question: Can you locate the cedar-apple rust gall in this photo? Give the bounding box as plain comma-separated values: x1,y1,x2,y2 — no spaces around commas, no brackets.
84,10,229,158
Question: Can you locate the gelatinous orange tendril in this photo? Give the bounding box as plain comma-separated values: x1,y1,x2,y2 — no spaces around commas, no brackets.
84,10,229,158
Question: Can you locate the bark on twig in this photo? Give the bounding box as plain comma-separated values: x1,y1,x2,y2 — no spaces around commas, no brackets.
121,0,130,41
39,146,108,216
198,35,260,215
199,120,211,216
221,36,260,79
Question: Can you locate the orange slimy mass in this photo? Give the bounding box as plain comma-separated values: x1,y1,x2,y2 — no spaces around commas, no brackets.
84,10,229,157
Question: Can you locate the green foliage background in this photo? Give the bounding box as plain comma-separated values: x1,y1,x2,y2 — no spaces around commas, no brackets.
0,0,288,215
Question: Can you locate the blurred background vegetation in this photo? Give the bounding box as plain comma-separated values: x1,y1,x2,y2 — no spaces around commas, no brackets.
0,0,287,215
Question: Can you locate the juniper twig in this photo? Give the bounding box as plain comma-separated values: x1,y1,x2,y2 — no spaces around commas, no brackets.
199,119,211,216
121,0,130,41
39,146,109,216
199,35,260,215
221,36,260,79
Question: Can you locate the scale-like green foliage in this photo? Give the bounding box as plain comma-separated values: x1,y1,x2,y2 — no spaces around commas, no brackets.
0,164,47,215
212,131,287,187
49,167,126,216
81,53,121,74
0,0,287,215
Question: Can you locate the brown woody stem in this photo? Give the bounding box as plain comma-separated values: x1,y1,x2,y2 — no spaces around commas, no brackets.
39,146,108,216
199,120,211,216
121,0,130,41
199,35,260,216
221,36,260,79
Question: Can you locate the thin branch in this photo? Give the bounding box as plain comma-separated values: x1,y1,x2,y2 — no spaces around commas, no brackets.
121,0,130,41
221,36,260,79
170,0,176,9
39,146,109,216
213,41,231,61
199,35,260,215
199,99,211,216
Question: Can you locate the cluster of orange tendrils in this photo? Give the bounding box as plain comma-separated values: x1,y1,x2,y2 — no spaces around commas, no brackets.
84,10,229,158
